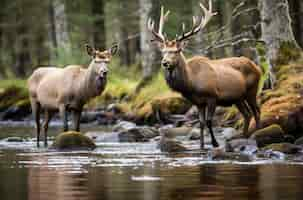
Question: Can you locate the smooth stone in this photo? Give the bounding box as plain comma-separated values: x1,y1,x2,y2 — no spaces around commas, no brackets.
225,138,258,154
295,136,303,146
113,121,137,132
4,137,24,142
118,126,159,142
158,137,188,152
221,127,239,140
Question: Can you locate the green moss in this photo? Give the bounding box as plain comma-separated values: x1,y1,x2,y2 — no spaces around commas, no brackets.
251,124,284,138
223,106,239,122
0,85,29,112
256,43,271,93
276,41,301,65
53,131,96,150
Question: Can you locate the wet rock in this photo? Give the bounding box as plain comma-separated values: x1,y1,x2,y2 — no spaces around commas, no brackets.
85,131,119,143
159,126,192,138
208,148,252,162
135,94,191,124
262,143,301,154
225,139,258,154
113,121,137,132
118,126,159,142
187,128,200,140
3,137,24,142
1,99,31,121
80,111,100,123
294,136,303,146
53,131,96,150
250,124,285,147
221,127,239,141
284,134,296,143
96,111,117,125
158,137,188,152
257,150,286,160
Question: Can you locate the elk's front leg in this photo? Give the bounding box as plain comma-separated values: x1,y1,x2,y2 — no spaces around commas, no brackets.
206,100,219,147
72,109,82,132
59,105,68,132
198,106,206,150
43,110,53,147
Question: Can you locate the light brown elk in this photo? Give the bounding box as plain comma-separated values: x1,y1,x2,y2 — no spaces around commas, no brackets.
148,0,261,149
27,44,118,147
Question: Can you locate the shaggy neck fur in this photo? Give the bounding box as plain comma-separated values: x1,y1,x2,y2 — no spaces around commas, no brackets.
164,52,191,96
79,62,106,104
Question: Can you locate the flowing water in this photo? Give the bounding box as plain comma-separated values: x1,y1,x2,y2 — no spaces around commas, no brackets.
0,122,303,200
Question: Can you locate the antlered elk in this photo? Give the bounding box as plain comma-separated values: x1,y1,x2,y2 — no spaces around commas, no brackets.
27,44,118,147
148,0,261,149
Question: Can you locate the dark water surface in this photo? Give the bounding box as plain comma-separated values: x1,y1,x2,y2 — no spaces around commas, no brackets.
0,122,303,200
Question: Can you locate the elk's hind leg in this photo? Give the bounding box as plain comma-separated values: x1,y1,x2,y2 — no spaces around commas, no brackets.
198,106,206,150
206,100,219,147
236,101,252,137
72,108,82,132
30,98,41,147
59,104,69,132
246,97,260,129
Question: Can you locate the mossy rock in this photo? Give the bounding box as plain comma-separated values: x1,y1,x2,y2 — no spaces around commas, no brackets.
250,124,285,147
0,86,29,112
53,131,96,150
135,93,191,124
276,41,301,66
262,143,300,154
1,99,31,120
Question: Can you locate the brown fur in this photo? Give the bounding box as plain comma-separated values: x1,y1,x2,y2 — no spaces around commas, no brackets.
27,44,117,147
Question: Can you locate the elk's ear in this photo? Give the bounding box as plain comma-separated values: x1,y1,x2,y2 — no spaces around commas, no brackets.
85,44,95,56
151,39,165,50
109,44,118,55
176,41,188,51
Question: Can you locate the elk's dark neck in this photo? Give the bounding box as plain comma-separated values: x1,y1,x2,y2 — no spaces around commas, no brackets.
164,53,190,95
81,63,104,102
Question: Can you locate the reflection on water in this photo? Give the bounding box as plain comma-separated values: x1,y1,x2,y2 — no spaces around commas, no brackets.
0,124,303,200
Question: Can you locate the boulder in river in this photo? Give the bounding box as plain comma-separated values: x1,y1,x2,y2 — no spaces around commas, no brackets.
250,124,285,147
158,136,188,153
225,138,258,154
294,136,303,146
113,121,137,132
262,143,301,154
118,126,159,142
53,131,96,150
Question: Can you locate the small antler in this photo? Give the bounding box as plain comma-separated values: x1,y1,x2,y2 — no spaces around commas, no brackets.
148,6,170,43
177,0,216,42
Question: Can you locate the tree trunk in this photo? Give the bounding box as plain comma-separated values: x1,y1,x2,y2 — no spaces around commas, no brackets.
47,0,57,60
14,2,31,77
135,0,160,93
91,0,106,50
288,0,303,48
220,0,233,57
117,0,140,66
52,0,71,51
259,0,300,67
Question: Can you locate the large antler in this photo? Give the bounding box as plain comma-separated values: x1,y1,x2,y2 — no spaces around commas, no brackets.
177,0,216,42
148,6,170,43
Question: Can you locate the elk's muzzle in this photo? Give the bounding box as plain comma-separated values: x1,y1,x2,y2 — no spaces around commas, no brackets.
162,60,172,71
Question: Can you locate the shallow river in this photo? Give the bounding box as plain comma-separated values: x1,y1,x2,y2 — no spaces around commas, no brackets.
0,122,303,200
